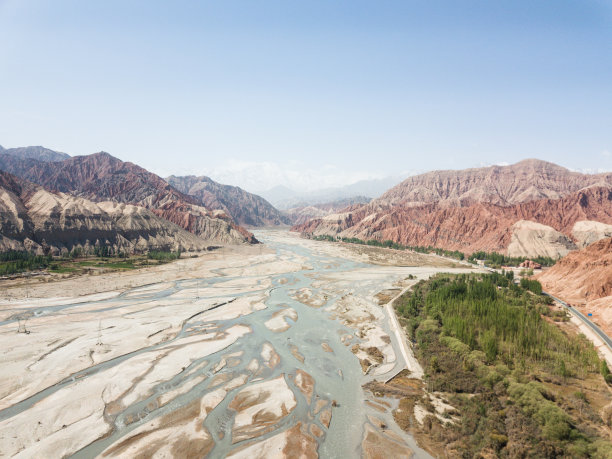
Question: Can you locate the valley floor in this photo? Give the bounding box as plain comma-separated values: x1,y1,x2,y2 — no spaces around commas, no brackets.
0,230,473,458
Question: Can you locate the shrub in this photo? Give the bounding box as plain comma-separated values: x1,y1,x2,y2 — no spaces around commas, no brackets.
520,278,542,294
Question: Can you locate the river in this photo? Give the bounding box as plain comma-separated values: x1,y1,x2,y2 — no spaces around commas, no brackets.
0,230,462,458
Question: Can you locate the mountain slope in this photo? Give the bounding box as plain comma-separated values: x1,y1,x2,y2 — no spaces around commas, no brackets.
539,237,612,303
294,185,612,257
0,145,70,162
166,175,290,226
378,159,612,207
293,160,612,257
0,152,255,244
0,171,213,254
538,237,612,337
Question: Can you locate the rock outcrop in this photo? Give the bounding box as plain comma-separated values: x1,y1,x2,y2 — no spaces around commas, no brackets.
518,260,542,270
572,220,612,249
166,175,290,227
507,220,576,258
0,171,213,255
0,152,255,245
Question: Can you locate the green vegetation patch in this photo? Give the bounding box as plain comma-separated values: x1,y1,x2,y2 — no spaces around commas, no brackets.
469,250,557,268
99,261,136,270
0,251,52,275
394,272,609,457
48,263,77,273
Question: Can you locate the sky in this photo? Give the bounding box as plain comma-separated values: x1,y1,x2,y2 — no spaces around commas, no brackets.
0,0,611,193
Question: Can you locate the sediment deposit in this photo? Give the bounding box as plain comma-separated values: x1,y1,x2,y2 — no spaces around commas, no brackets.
0,230,474,458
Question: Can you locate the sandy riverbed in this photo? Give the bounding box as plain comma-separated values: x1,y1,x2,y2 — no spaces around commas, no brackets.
0,230,475,458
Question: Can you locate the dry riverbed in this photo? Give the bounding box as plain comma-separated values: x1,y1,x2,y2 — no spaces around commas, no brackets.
0,230,474,458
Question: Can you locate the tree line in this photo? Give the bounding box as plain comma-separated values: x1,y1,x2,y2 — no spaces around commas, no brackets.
468,251,557,268
310,234,465,260
310,234,559,267
0,252,52,276
0,246,182,275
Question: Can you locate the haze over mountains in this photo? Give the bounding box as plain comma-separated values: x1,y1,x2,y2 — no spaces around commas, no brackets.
260,176,404,210
287,196,372,226
293,159,612,258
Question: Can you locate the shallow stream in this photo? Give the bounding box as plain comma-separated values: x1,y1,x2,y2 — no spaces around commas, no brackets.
0,231,432,458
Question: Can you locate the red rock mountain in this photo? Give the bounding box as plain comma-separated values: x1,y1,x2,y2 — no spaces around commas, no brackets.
378,159,612,207
293,160,612,257
0,152,256,244
0,171,213,254
166,175,290,227
539,237,612,303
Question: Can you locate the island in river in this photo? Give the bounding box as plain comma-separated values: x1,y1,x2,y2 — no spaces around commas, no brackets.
0,230,474,458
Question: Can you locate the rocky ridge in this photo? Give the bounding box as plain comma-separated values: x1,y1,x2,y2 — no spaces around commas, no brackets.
0,171,213,254
378,159,612,207
166,175,290,227
0,145,70,162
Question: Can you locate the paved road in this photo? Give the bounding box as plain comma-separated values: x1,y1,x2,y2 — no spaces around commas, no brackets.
384,285,424,379
544,292,612,352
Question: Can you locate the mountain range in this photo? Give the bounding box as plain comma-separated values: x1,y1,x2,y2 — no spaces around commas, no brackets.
293,159,612,258
0,151,257,245
2,147,612,263
259,176,404,210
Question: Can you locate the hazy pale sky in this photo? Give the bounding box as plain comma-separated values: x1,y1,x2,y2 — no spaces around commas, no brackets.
0,0,610,192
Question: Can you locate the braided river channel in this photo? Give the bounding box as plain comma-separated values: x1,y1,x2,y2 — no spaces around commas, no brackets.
0,230,471,458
